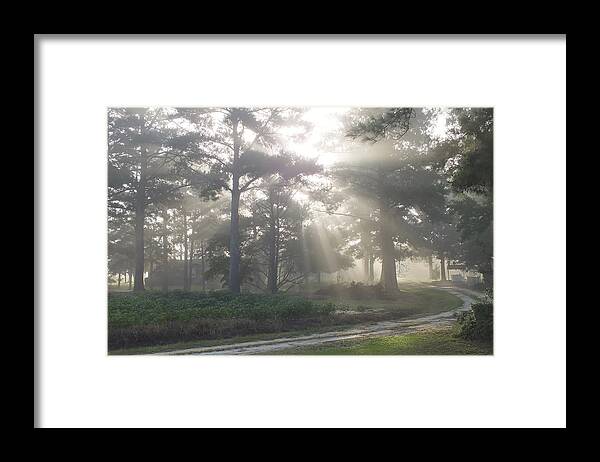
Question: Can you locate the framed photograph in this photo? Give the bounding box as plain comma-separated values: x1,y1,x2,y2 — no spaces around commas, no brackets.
35,34,566,428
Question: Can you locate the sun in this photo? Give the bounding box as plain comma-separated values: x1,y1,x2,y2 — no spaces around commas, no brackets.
284,107,350,166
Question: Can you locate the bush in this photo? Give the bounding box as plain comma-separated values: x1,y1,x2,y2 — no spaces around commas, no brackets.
455,302,493,342
108,291,337,327
107,291,340,349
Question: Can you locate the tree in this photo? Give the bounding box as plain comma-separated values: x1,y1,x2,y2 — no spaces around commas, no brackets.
204,215,256,289
450,194,493,285
107,197,136,288
107,228,134,288
346,108,416,143
248,156,320,293
418,213,461,281
356,217,377,282
334,109,445,291
250,194,305,292
430,108,493,287
172,108,312,294
445,108,493,195
299,220,354,285
108,108,187,291
109,108,225,292
248,183,304,293
143,214,163,285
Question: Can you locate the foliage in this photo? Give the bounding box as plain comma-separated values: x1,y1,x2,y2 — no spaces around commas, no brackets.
107,106,494,325
449,193,493,286
429,108,494,287
300,222,354,277
108,291,339,349
171,108,314,293
107,285,464,350
333,108,448,289
455,302,493,342
108,291,337,328
448,108,493,194
204,216,259,287
345,108,416,143
246,179,310,292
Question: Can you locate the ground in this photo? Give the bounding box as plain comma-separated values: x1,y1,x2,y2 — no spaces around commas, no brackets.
109,284,487,355
263,327,493,355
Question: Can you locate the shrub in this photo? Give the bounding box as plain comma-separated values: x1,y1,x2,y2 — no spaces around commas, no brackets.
108,291,341,327
107,291,343,349
455,302,493,342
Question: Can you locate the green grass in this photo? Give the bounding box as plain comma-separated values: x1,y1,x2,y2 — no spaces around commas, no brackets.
318,286,463,316
263,328,493,355
108,284,464,352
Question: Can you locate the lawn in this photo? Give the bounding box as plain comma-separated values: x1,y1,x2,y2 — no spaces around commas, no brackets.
315,285,464,316
108,284,464,352
263,328,493,355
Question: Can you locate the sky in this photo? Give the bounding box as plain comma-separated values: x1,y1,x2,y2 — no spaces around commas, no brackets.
287,107,450,167
288,107,350,167
281,107,452,282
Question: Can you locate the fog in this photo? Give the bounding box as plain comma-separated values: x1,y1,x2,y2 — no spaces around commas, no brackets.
108,106,493,295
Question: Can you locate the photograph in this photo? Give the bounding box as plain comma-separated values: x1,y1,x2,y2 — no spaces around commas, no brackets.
107,106,493,356
36,34,566,429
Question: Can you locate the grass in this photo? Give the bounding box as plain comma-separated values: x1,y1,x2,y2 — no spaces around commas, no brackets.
263,328,493,355
109,332,281,355
109,325,353,355
107,284,464,352
108,291,342,350
316,286,463,316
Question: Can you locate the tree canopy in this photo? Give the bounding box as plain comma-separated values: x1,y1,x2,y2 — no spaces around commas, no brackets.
108,106,493,294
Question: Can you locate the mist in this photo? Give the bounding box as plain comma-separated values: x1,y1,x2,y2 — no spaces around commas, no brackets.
108,107,492,294
107,106,493,355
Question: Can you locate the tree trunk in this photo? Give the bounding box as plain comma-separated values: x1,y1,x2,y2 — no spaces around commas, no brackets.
128,271,132,290
316,271,321,285
189,235,194,290
361,229,372,283
182,211,190,291
161,210,169,292
229,116,242,294
133,190,146,291
133,139,147,292
267,255,278,293
200,240,206,292
117,272,121,288
229,185,241,293
380,207,398,291
147,237,154,288
482,271,493,291
360,228,369,282
440,253,447,281
369,257,375,282
428,254,434,280
267,210,278,294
